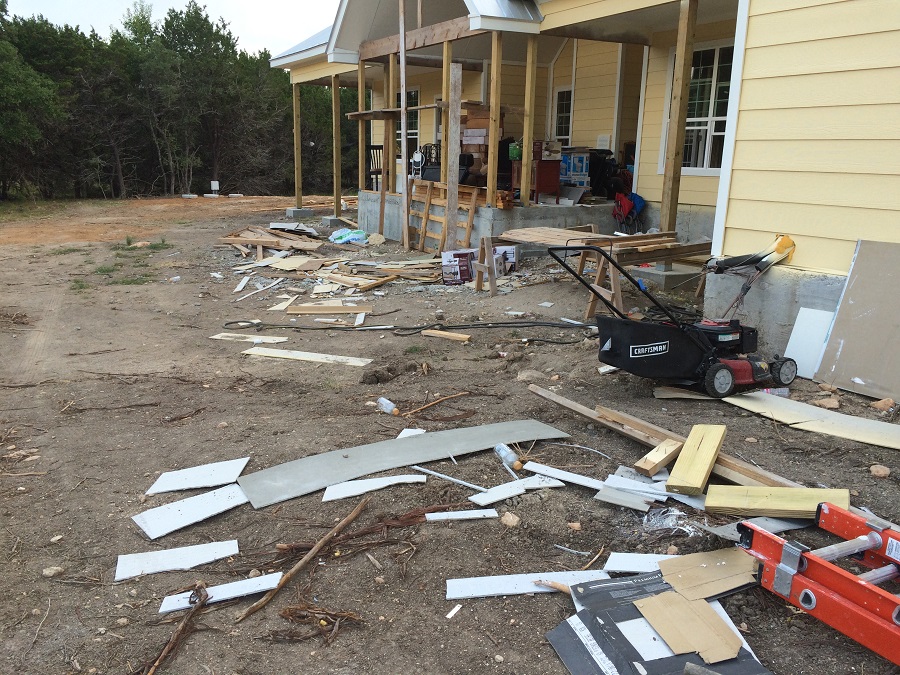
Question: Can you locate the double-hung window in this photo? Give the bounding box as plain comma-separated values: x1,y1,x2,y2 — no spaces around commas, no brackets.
662,43,733,174
553,88,572,146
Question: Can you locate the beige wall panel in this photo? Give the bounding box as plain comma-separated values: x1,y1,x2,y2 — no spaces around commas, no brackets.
743,31,900,79
729,170,900,212
736,105,900,140
746,0,899,48
740,68,900,109
290,60,356,84
722,228,857,274
732,140,900,175
724,200,900,243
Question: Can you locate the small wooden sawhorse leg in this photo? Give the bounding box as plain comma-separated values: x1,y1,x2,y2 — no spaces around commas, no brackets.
578,249,623,320
473,236,498,297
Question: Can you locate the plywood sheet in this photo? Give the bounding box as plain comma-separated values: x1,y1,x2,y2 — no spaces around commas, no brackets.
723,391,900,450
815,240,900,399
238,420,568,508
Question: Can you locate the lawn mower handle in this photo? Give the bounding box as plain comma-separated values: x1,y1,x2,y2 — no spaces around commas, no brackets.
547,245,684,326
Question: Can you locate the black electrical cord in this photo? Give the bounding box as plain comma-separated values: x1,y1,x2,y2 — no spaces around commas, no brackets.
222,319,595,340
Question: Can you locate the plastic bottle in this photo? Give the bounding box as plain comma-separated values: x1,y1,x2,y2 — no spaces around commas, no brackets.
494,444,523,471
761,387,790,397
376,397,399,415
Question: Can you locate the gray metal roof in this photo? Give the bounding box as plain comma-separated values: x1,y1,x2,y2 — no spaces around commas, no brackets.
271,25,331,62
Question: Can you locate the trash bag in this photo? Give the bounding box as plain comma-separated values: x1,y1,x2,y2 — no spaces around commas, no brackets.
329,228,368,244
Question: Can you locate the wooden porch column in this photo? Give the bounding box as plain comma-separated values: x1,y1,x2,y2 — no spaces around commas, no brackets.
399,0,410,248
659,0,697,232
387,54,398,190
292,82,303,209
486,31,503,206
521,34,538,207
331,74,342,219
440,40,452,183
357,61,366,191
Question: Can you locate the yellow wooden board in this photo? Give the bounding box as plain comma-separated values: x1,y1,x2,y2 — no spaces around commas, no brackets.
634,438,683,477
666,425,726,495
705,486,850,518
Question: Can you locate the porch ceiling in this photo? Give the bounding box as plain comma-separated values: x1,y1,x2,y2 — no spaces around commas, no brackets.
539,0,738,44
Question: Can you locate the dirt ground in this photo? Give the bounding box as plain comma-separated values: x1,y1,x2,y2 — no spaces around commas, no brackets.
0,196,898,675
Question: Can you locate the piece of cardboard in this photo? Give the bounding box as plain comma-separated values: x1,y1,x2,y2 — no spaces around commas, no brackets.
634,591,743,664
658,547,758,601
441,249,478,285
815,240,900,399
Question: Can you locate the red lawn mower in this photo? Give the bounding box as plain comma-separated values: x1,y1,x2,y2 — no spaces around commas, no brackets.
548,236,798,398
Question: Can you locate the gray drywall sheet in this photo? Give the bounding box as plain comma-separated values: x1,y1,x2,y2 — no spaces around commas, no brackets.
237,420,569,508
815,240,900,399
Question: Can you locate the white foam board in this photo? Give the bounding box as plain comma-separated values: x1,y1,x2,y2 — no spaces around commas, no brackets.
159,572,282,613
115,541,239,581
146,458,250,495
785,307,834,379
523,461,604,490
602,552,678,574
132,484,249,540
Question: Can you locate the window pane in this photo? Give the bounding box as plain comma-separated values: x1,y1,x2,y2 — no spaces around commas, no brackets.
709,134,725,169
682,126,707,168
556,90,572,140
687,49,715,118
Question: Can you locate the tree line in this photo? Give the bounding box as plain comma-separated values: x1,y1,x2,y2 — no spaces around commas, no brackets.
0,0,359,200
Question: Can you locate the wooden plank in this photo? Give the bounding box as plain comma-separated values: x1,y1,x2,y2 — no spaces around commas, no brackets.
594,403,685,445
331,74,342,220
528,385,803,489
357,61,366,191
634,439,684,476
292,83,303,209
398,0,410,249
444,62,462,252
418,181,434,251
421,329,471,342
286,304,374,315
522,34,538,206
242,346,373,367
357,275,399,292
705,486,850,519
665,424,726,495
659,0,697,232
359,16,485,60
440,40,451,183
486,31,502,206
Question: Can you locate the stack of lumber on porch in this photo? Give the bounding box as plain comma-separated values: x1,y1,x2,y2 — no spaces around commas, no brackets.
407,179,484,253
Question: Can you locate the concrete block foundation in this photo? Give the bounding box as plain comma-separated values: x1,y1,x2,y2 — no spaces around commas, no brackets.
704,265,846,358
286,207,314,218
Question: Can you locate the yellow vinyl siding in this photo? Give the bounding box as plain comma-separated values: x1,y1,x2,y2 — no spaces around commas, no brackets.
721,0,900,275
571,40,619,147
499,65,549,140
635,20,736,207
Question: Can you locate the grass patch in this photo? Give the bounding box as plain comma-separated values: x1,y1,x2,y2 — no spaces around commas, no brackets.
94,265,118,275
70,279,90,291
109,275,152,286
49,246,85,256
404,345,425,355
147,239,173,251
111,237,173,252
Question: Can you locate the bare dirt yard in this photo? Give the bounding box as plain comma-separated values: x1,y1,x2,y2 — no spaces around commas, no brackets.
0,196,897,675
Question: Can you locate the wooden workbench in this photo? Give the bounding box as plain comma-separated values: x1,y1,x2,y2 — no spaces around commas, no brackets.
497,227,712,317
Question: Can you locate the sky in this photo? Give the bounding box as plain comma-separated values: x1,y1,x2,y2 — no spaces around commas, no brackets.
6,0,342,56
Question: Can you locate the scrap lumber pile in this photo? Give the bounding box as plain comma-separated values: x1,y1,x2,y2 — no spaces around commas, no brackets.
220,225,323,253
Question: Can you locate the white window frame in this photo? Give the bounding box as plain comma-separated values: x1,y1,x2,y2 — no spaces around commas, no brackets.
396,86,420,151
658,38,734,178
552,86,573,146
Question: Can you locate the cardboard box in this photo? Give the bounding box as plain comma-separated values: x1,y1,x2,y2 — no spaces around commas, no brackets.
466,117,490,129
441,249,478,285
492,245,518,276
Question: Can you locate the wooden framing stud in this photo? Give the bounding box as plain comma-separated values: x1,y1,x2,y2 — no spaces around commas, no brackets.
666,424,726,495
486,31,502,206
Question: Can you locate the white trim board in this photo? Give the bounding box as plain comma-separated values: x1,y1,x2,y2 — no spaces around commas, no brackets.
322,474,426,501
132,484,249,540
242,346,372,367
146,457,250,495
468,474,565,506
446,570,610,600
712,0,751,257
632,45,649,194
159,572,282,613
209,333,287,344
523,461,604,491
602,552,678,574
425,509,498,521
238,420,569,509
115,541,239,581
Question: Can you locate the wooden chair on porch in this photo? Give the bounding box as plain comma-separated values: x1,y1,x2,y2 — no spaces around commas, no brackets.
366,144,383,190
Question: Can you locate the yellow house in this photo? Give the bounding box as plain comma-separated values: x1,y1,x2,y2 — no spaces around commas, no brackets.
271,0,900,353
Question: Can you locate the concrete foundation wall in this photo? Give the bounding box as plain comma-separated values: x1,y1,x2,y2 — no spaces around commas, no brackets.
641,203,716,243
356,190,618,249
704,265,846,358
